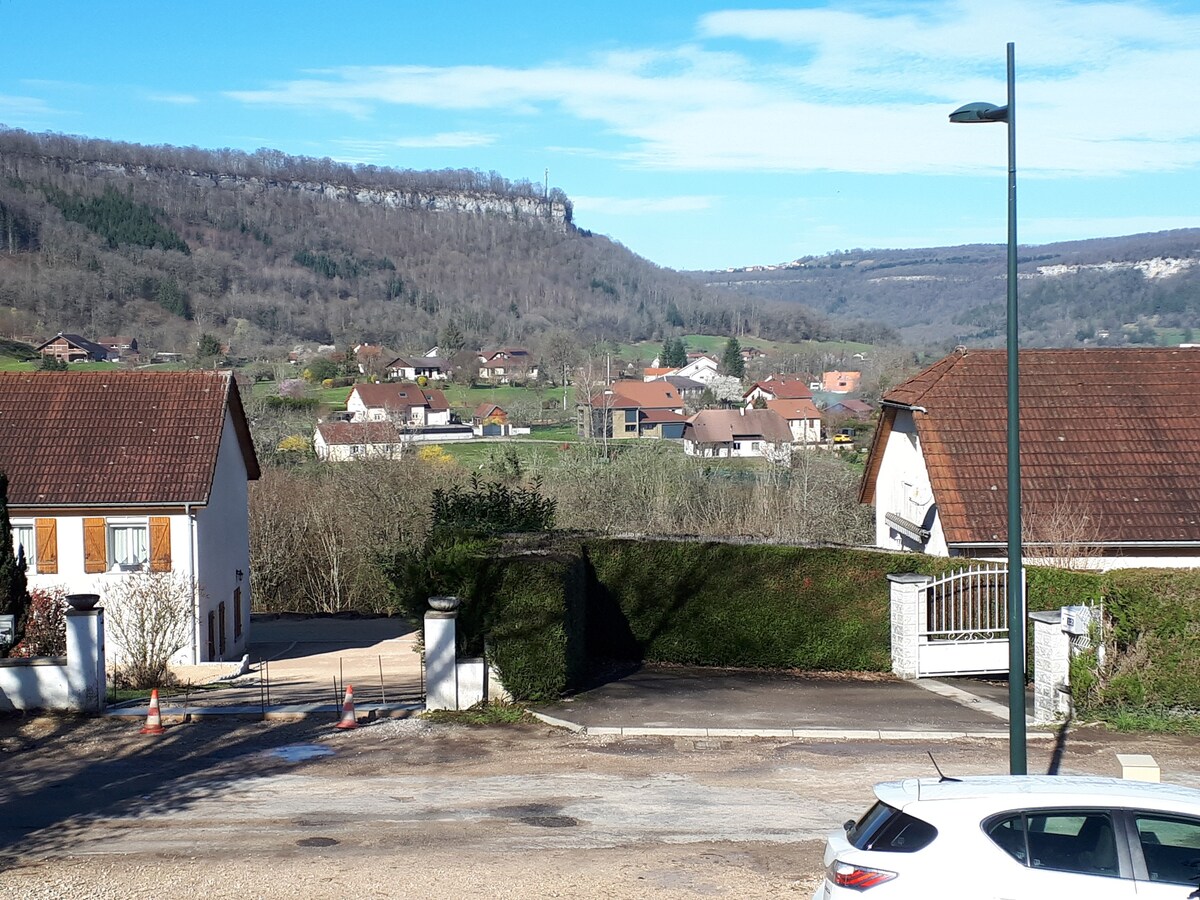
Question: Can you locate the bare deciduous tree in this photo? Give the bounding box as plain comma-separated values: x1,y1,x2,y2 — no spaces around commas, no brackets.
103,572,195,688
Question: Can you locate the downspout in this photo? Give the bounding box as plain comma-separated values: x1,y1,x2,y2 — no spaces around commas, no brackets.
185,502,199,664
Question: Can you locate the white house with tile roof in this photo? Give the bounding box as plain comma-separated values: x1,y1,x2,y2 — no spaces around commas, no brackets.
0,370,259,664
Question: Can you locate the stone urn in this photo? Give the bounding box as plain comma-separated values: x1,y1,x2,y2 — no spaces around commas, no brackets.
428,595,461,612
65,593,101,611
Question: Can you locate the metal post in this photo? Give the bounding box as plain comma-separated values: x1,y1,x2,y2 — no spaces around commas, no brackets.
1004,41,1027,775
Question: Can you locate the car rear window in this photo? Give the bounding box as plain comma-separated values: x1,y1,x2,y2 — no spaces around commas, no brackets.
847,801,938,853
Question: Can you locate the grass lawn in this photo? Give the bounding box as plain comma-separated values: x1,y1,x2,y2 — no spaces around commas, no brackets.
515,423,578,442
0,358,121,373
614,334,876,363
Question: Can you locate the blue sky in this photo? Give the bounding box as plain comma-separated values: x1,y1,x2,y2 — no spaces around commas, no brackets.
2,1,1198,271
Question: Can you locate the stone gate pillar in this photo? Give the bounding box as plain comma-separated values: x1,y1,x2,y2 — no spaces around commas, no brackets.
887,574,931,679
65,607,106,713
424,596,460,711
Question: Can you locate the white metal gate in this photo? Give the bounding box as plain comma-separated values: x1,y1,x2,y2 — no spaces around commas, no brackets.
917,563,1021,677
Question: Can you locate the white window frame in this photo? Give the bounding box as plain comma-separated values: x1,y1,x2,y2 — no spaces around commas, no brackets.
11,521,36,574
107,518,149,572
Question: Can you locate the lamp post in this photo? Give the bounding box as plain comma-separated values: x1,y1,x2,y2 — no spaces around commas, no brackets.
950,42,1026,775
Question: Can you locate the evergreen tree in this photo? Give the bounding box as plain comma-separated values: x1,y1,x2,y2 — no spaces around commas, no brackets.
721,337,746,379
0,471,30,658
439,320,466,352
661,337,687,368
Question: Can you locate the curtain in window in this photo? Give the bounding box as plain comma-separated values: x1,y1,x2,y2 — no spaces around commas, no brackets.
110,525,148,568
11,525,33,568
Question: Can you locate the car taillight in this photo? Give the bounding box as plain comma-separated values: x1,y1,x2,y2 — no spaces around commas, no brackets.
828,860,897,891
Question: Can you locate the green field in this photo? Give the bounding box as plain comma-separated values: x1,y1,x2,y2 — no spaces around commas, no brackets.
254,378,575,418
614,334,875,363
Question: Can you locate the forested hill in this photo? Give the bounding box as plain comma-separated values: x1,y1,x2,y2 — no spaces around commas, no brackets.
0,128,855,357
701,230,1200,348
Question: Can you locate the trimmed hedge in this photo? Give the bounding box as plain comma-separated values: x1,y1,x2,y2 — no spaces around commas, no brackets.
583,540,918,671
397,533,1200,710
1086,569,1200,713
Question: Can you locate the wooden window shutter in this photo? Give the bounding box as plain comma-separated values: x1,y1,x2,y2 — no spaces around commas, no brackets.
83,518,107,573
35,518,58,574
149,517,172,572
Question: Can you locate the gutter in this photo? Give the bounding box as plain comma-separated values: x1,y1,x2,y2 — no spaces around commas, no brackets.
184,502,200,664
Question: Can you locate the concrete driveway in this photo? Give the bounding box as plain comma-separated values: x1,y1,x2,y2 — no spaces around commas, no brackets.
149,614,424,716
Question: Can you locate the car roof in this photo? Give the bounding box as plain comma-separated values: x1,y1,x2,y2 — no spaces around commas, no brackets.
876,775,1200,815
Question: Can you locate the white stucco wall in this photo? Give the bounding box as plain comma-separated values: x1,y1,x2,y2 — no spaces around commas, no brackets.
193,407,253,662
23,514,199,665
873,409,947,555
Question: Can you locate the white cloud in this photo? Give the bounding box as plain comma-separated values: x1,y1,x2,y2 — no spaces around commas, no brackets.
334,132,496,157
146,92,200,105
224,1,1200,179
0,93,54,125
573,195,716,215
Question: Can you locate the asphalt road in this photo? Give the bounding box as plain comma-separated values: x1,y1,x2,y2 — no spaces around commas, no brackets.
2,714,1198,898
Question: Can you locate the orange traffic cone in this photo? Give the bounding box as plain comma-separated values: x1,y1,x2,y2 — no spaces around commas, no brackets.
140,688,165,735
335,685,357,730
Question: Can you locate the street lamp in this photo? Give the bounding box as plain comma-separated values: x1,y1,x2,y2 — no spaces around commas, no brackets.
950,42,1026,776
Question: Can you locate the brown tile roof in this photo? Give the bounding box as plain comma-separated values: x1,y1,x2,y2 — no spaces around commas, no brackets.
315,421,405,445
0,370,258,507
685,409,793,444
351,383,448,411
765,398,821,421
865,348,1200,545
609,380,683,409
747,378,812,400
473,402,505,419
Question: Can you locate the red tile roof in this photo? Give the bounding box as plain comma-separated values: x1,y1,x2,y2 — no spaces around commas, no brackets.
863,348,1200,545
765,398,821,421
588,381,683,410
746,378,812,400
0,370,258,507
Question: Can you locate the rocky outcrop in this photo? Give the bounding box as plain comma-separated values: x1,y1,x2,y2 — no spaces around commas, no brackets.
23,156,572,230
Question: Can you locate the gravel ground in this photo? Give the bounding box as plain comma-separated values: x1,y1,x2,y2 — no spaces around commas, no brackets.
2,714,1197,899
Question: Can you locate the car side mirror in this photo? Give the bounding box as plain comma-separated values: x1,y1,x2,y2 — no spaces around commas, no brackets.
843,819,855,833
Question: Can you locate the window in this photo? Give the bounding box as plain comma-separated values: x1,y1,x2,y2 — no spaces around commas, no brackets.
108,522,149,571
1134,813,1200,885
624,409,637,423
11,523,34,572
847,802,937,853
986,811,1118,877
624,424,637,433
751,441,761,451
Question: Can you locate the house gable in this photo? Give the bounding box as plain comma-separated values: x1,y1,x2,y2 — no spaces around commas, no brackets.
0,370,258,508
862,348,1200,554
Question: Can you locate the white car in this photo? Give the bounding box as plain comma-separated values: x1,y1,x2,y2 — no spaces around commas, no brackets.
813,775,1200,899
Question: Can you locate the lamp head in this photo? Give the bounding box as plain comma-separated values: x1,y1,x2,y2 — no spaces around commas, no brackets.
949,102,1008,124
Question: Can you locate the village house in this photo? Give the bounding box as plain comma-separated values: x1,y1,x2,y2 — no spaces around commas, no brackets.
682,408,794,461
860,347,1200,569
34,332,111,363
471,403,531,437
1,370,259,664
478,348,539,383
385,354,448,381
822,370,862,394
744,377,813,405
345,383,453,427
97,336,138,362
577,380,687,440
